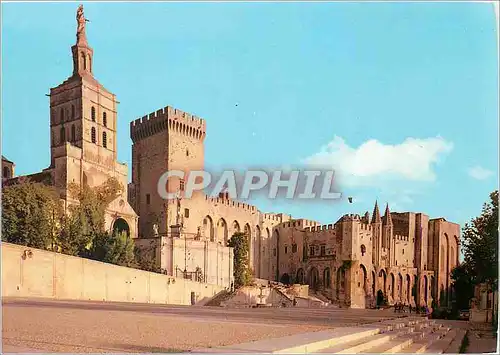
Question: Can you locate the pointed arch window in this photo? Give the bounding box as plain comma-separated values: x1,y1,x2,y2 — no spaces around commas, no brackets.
81,52,87,70
91,127,96,143
71,125,76,142
91,106,96,122
60,126,66,144
102,131,107,148
103,112,107,127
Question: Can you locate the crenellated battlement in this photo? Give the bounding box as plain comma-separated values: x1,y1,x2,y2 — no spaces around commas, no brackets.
304,224,335,232
340,213,362,222
130,105,207,142
263,213,281,222
204,195,257,212
394,234,409,242
360,223,372,232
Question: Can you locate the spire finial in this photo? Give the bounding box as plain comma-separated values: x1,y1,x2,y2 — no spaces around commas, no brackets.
382,203,392,225
371,200,381,224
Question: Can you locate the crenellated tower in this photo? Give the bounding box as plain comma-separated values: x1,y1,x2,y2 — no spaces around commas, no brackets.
129,106,207,238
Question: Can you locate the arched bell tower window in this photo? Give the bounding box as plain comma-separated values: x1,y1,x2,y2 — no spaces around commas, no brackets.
91,127,96,143
60,126,66,144
102,131,107,148
81,52,86,70
103,112,107,127
91,106,96,122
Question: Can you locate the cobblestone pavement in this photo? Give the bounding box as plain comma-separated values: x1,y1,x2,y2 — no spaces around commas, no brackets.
2,298,404,353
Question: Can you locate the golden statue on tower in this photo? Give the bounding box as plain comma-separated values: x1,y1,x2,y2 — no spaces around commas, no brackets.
76,4,89,44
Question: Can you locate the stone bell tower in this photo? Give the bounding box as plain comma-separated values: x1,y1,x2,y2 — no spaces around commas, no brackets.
46,5,137,238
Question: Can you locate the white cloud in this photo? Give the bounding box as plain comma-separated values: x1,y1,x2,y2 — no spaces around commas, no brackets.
468,165,494,180
303,136,453,187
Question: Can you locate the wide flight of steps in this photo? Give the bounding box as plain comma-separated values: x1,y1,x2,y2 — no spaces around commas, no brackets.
315,318,465,354
194,317,466,354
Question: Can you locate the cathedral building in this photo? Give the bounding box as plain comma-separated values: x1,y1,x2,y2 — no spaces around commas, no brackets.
4,5,138,239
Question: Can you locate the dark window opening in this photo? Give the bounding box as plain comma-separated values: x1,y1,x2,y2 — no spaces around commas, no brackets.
102,131,107,148
309,246,315,256
320,245,326,256
91,127,96,143
60,126,66,144
184,208,190,218
146,194,150,205
91,106,96,122
292,244,297,253
103,112,107,127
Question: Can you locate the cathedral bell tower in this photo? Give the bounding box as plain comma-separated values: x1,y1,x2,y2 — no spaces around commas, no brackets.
49,4,118,188
46,5,138,239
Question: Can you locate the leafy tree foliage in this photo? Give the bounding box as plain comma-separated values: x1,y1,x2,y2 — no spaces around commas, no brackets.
2,182,63,249
134,241,162,273
450,263,475,310
461,190,498,287
228,232,252,288
58,178,123,256
451,190,498,313
2,178,146,271
86,231,136,267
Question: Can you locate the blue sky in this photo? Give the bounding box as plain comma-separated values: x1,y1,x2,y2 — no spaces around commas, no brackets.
2,2,498,234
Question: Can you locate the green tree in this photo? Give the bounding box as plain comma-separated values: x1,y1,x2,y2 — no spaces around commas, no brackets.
228,232,252,288
58,178,123,256
1,182,63,250
450,263,475,310
87,231,137,267
461,190,498,288
134,241,161,273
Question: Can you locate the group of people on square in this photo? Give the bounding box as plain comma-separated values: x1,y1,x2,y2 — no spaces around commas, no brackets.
393,302,429,315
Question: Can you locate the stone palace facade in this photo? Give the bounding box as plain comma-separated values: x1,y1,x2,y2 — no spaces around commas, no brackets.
3,6,460,307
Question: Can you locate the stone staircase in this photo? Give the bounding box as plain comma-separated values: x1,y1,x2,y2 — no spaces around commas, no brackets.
203,290,234,307
194,317,466,353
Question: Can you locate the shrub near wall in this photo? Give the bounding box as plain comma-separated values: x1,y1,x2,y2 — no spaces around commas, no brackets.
1,242,224,306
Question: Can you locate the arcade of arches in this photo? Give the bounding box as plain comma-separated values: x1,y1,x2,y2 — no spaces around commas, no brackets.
280,263,436,308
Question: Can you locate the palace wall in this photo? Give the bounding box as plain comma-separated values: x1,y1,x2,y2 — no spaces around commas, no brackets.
1,242,225,306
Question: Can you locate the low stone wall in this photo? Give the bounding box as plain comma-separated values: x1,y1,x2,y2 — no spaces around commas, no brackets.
1,242,225,306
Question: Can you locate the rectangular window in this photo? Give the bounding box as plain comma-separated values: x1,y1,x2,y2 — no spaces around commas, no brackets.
284,246,288,254
180,179,185,191
292,244,297,253
320,245,326,256
184,208,189,218
146,193,150,205
309,246,315,256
